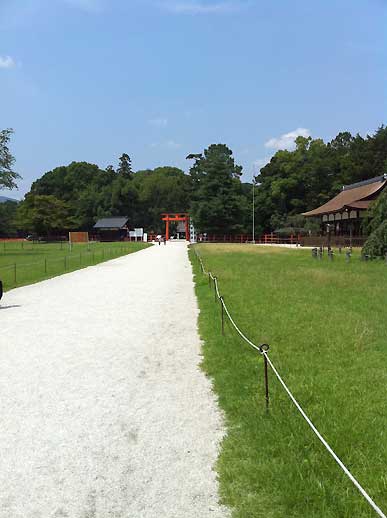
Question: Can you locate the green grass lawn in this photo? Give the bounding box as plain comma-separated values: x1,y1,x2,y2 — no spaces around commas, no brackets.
190,244,387,518
0,240,151,291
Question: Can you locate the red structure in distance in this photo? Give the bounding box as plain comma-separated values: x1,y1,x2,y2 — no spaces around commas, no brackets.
161,213,190,241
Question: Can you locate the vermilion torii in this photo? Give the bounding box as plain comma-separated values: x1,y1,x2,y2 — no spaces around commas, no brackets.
161,213,190,241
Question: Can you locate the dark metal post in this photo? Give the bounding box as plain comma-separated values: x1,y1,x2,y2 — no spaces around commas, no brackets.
259,344,270,411
326,223,332,251
220,297,224,335
14,263,17,286
264,355,269,411
208,273,211,287
349,220,353,250
44,258,47,274
214,277,217,302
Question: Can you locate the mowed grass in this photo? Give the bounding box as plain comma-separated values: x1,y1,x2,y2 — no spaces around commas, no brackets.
0,240,151,291
190,244,387,518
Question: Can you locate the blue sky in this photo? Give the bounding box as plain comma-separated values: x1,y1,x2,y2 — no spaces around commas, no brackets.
1,0,386,198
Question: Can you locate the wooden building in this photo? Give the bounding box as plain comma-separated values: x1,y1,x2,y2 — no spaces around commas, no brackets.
93,217,129,242
303,175,387,237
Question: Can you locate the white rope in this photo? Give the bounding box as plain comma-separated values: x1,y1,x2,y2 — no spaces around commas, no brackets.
262,352,386,518
193,247,386,518
214,277,221,299
221,299,260,353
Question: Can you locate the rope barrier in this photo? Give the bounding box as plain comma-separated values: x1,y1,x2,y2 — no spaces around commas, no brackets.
193,246,386,518
262,351,387,518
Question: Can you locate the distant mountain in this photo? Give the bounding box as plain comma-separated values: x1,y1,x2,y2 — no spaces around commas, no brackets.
0,195,19,203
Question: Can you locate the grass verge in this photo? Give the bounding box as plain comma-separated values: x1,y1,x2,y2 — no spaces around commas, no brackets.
190,244,387,518
0,240,151,291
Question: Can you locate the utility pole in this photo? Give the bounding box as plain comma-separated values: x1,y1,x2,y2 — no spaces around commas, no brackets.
252,174,256,244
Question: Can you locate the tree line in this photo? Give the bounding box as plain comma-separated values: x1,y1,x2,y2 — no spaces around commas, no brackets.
254,126,387,235
0,126,386,238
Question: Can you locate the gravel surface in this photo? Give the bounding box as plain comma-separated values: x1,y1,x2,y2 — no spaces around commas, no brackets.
0,242,229,518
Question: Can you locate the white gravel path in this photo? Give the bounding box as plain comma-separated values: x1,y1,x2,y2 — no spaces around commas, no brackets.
0,242,229,518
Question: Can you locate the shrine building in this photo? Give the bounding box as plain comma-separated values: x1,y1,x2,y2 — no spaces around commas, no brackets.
303,175,387,236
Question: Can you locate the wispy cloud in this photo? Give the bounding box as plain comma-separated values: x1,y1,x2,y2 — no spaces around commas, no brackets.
161,1,243,14
150,140,181,149
253,156,271,170
264,128,310,150
149,117,168,127
0,55,16,69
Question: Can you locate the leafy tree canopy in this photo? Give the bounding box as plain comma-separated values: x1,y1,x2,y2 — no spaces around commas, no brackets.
189,144,246,234
117,153,133,178
0,200,18,236
363,221,387,257
254,126,387,231
24,161,190,234
0,128,21,190
9,125,387,237
16,194,75,236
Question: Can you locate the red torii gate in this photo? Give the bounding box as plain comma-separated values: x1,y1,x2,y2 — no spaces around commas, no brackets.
161,213,190,241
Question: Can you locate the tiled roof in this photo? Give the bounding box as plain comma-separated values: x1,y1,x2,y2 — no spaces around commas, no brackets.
303,176,386,217
93,217,128,229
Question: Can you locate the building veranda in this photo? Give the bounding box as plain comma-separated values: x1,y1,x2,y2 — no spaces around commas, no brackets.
303,175,387,245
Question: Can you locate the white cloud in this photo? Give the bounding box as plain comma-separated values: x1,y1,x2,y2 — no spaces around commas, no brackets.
161,1,242,14
253,156,271,170
0,55,15,69
149,140,182,149
149,117,168,127
264,128,311,150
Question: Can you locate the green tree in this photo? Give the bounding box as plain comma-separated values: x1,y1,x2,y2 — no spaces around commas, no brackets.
134,166,190,231
189,144,246,234
110,175,138,221
16,194,75,236
253,126,387,232
362,188,387,235
0,129,21,189
30,162,116,228
0,200,18,236
361,185,387,256
363,221,387,257
117,153,133,178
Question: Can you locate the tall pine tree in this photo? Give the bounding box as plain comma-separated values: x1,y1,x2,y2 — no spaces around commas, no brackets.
189,144,246,234
117,153,133,179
